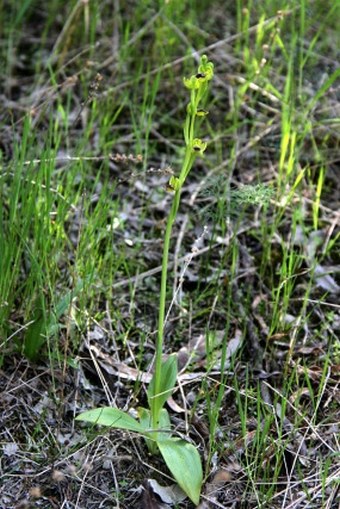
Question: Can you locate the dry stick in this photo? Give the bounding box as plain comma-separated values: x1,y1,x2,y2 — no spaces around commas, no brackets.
105,301,121,364
226,73,281,103
113,221,256,291
263,380,337,455
4,10,291,134
51,0,86,57
212,120,279,174
22,153,143,166
289,298,340,310
85,334,115,407
100,9,293,98
71,72,103,128
173,172,211,294
98,11,161,69
0,321,35,349
111,242,224,290
74,438,104,509
268,467,340,507
324,474,340,509
150,126,179,150
284,467,340,509
281,366,332,509
173,215,188,298
323,212,340,255
165,226,209,326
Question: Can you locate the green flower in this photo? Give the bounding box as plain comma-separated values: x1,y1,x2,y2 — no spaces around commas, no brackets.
191,138,207,155
183,75,201,90
183,55,214,90
197,55,214,81
167,175,180,192
196,108,209,117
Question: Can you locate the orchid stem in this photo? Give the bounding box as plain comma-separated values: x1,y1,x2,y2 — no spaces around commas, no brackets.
150,55,214,436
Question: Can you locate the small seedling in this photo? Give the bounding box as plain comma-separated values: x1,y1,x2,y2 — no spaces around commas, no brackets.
76,55,214,505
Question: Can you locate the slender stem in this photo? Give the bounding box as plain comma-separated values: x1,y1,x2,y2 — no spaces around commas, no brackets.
150,56,213,434
152,190,181,430
151,138,196,433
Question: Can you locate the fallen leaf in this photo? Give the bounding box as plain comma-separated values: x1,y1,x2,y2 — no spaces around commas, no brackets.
2,442,19,456
148,479,187,505
211,469,232,484
314,264,340,293
142,482,167,509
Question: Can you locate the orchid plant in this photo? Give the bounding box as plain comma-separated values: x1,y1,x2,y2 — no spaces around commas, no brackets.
76,55,214,505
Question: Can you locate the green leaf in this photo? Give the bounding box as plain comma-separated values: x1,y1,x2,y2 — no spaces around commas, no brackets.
157,438,203,505
76,407,145,433
147,354,177,419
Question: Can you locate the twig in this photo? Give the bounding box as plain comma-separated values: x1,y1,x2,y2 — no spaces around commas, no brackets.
112,240,225,289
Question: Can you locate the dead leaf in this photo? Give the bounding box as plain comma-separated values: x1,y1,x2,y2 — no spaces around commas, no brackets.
166,397,186,413
294,345,323,356
314,264,340,293
226,330,243,359
2,442,19,456
148,479,186,505
141,483,166,509
178,334,207,370
211,469,232,484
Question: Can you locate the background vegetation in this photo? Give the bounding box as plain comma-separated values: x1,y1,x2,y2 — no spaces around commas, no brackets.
0,0,339,508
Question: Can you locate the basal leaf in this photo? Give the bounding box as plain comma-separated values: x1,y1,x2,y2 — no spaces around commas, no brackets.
147,354,177,418
138,406,152,431
76,407,144,433
157,438,203,505
138,406,155,453
138,407,171,433
138,407,171,453
157,408,171,436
